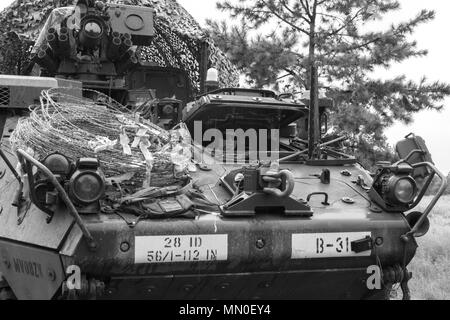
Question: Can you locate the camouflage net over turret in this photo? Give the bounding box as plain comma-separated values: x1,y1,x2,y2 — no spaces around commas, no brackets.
0,0,239,92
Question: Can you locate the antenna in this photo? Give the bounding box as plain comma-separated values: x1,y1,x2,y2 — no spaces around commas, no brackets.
308,64,320,159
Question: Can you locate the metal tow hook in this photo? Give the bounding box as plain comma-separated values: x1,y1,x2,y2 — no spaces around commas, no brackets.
400,269,412,301
383,265,412,300
263,169,295,198
62,276,105,300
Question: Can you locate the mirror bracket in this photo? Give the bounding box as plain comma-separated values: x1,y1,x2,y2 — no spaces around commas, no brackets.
396,134,433,179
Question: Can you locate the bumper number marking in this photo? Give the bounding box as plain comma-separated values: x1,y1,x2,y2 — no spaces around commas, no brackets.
292,232,372,259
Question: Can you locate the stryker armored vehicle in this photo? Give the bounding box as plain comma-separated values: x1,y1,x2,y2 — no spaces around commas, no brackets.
0,0,447,300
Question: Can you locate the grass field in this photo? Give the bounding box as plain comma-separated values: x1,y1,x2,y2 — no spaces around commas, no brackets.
392,196,450,300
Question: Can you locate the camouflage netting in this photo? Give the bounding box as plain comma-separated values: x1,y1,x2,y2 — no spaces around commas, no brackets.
0,0,239,92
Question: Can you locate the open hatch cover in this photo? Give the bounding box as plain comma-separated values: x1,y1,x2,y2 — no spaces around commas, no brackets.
183,94,308,133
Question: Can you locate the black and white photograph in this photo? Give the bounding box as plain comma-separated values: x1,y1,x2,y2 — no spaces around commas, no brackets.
0,0,449,306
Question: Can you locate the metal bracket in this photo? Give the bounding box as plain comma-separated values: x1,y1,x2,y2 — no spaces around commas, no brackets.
403,162,447,239
17,200,32,226
320,169,330,184
353,175,371,191
351,236,373,253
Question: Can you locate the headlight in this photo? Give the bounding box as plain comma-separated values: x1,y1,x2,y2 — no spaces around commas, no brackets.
387,176,417,205
370,162,421,212
69,158,105,206
70,172,104,205
43,153,72,177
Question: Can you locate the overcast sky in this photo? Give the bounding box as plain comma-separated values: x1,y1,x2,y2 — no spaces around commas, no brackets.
1,0,449,173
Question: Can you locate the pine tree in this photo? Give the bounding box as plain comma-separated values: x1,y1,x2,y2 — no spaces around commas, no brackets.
207,0,450,168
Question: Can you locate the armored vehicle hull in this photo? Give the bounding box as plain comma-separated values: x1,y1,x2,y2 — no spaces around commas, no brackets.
0,0,446,301
0,144,418,300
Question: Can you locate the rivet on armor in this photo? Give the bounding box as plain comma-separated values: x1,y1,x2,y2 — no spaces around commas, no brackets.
120,241,130,252
256,239,265,249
